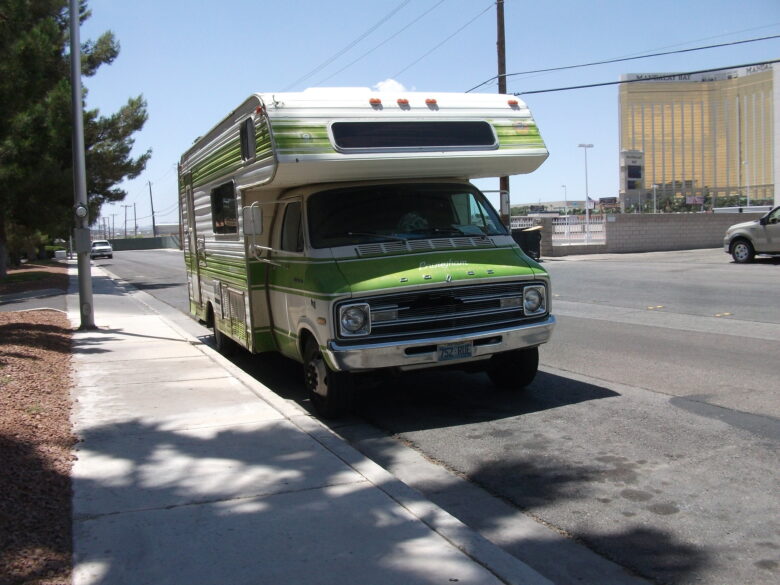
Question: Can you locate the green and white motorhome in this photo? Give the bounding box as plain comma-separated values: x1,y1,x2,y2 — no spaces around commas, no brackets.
179,87,555,417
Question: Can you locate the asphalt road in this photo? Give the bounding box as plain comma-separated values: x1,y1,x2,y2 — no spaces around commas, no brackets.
97,248,780,585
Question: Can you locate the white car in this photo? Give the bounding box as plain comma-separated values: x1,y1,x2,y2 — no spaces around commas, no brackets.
724,206,780,263
90,240,113,260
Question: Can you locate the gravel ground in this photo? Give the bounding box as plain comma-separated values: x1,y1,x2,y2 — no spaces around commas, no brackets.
0,263,74,585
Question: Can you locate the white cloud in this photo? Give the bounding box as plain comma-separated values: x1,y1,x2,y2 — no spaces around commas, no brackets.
373,79,408,93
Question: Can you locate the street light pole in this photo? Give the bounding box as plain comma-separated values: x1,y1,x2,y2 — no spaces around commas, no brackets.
743,160,751,208
653,184,658,214
561,184,568,215
69,0,95,330
578,144,593,242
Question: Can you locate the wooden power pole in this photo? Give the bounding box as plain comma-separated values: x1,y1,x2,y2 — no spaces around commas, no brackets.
497,0,510,227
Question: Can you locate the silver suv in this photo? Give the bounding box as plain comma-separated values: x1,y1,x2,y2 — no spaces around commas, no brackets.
724,206,780,263
90,240,113,260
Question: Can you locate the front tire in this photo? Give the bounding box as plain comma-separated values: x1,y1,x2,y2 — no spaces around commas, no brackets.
487,347,539,390
303,337,354,419
730,239,755,264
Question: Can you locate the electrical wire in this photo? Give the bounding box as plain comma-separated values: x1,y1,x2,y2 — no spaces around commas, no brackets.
392,1,493,79
282,0,412,91
315,0,448,86
513,59,780,96
468,33,780,92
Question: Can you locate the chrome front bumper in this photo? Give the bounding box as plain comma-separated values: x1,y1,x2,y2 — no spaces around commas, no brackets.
326,314,556,372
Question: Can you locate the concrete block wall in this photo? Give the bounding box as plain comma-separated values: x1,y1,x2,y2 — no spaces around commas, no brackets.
109,235,181,251
524,213,765,258
604,213,763,253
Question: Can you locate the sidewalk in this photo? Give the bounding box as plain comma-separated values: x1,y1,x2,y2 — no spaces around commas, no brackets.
67,264,553,585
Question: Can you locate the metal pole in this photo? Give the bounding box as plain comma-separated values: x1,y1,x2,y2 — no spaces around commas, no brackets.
69,0,95,329
653,184,658,214
133,203,138,237
578,144,593,243
148,181,157,237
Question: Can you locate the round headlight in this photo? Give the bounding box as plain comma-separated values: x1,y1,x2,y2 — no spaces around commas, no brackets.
341,305,369,334
523,287,544,314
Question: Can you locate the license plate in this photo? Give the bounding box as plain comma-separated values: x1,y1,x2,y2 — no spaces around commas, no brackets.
437,341,473,362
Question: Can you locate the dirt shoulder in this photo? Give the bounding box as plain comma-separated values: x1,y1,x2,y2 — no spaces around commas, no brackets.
0,262,74,585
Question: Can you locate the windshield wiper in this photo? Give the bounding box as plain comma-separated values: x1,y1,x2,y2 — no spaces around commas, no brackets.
321,231,408,243
407,227,468,237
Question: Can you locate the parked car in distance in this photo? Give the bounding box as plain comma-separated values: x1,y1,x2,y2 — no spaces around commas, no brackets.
724,205,780,263
90,240,113,260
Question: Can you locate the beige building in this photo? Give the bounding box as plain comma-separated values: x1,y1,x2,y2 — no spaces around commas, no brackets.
619,62,778,209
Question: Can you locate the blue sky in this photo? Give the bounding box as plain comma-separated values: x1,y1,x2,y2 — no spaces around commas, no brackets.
80,0,780,230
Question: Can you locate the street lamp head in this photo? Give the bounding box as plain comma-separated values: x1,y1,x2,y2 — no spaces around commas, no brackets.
578,143,594,148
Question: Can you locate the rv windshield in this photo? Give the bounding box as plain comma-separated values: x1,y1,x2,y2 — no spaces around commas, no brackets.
307,183,506,249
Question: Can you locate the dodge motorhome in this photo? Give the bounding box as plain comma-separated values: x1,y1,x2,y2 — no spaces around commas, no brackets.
179,88,555,417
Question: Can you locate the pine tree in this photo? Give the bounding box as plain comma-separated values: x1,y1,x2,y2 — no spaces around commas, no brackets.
0,0,150,278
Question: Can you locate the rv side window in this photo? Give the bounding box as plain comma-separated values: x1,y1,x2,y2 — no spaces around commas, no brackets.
211,181,238,235
280,201,303,252
331,121,497,150
240,118,256,162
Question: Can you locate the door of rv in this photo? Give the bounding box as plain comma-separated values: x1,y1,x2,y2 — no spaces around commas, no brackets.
183,172,202,306
268,199,307,357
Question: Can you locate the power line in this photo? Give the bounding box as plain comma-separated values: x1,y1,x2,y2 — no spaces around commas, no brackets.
316,0,448,85
513,59,780,96
392,2,493,78
467,33,780,92
283,0,412,91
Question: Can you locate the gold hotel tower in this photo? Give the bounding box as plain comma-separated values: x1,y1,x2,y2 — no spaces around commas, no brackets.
619,62,778,209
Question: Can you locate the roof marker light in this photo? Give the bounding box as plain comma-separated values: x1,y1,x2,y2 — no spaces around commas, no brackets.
426,98,437,105
397,98,409,105
508,99,519,107
369,98,382,106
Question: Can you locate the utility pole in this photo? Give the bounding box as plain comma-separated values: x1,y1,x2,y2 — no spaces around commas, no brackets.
148,181,157,237
69,0,95,329
133,202,138,237
496,0,510,228
122,204,131,238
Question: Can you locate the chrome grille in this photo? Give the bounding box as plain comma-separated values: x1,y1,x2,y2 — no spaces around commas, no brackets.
336,281,546,343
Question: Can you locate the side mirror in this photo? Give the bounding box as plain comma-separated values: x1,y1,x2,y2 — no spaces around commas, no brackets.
759,216,768,226
242,205,263,236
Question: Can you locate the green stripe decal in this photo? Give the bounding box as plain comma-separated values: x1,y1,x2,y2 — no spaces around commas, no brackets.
491,120,546,150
